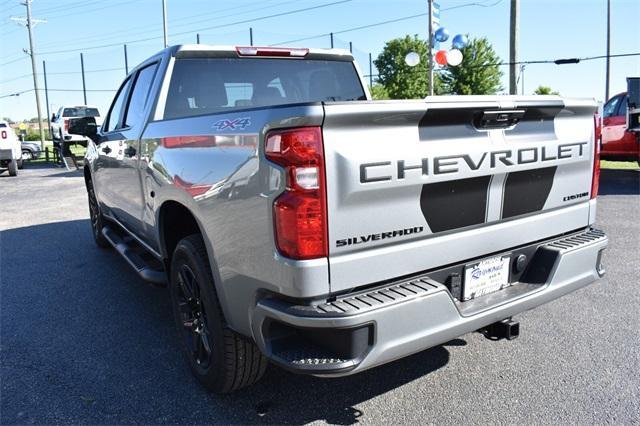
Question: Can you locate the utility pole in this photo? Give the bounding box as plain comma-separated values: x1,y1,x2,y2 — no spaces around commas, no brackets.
124,44,129,74
43,60,51,138
80,53,87,104
605,0,611,101
11,1,47,149
162,0,168,48
427,0,434,96
369,52,373,88
509,0,519,95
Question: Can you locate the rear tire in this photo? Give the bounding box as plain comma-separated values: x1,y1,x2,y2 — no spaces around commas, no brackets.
17,159,23,169
169,235,268,393
8,159,17,176
87,183,109,248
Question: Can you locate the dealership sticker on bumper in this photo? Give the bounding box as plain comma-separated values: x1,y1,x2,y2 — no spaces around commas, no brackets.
463,255,511,301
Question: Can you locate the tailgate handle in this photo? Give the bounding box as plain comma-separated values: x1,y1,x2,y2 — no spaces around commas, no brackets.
475,109,525,129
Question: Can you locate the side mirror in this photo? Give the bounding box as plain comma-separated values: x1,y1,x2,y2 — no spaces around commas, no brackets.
68,117,98,140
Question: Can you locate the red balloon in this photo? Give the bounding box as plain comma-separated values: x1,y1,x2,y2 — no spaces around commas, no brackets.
435,50,448,65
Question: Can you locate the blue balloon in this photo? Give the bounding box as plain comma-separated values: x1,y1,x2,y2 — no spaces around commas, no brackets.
434,27,450,43
452,34,468,50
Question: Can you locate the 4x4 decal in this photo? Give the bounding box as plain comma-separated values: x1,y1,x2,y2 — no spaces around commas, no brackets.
212,117,251,131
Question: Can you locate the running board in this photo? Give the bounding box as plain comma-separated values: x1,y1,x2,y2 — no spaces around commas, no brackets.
102,225,167,286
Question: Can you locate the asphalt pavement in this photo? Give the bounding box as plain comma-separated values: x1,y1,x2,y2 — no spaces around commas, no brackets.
1,164,639,425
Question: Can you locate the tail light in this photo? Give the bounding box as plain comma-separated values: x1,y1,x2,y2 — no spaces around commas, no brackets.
591,114,600,199
64,119,69,132
265,127,327,260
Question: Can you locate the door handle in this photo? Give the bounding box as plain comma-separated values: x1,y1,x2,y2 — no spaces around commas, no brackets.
101,146,112,154
124,146,137,157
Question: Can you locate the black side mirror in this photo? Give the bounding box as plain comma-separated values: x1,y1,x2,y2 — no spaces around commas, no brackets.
68,117,98,140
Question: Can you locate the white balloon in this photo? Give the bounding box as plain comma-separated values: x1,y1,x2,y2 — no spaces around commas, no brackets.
405,52,420,67
447,49,463,66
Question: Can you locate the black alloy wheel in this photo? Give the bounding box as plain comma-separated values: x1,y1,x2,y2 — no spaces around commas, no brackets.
169,235,268,393
175,263,213,369
87,184,109,248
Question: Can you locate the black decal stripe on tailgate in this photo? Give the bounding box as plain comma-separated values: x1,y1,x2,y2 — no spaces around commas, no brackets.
420,176,491,233
501,166,556,219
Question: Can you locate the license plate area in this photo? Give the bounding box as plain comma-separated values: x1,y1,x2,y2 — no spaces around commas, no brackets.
462,254,511,301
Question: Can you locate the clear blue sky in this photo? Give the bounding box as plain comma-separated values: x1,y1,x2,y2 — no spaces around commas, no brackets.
1,0,638,121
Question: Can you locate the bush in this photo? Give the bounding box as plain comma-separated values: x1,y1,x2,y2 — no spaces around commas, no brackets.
23,129,51,141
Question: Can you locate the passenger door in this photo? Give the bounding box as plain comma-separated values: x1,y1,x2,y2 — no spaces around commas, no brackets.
107,62,160,234
601,94,630,157
93,77,132,215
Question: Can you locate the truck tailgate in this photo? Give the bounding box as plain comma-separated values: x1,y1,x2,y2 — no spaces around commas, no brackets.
321,96,597,293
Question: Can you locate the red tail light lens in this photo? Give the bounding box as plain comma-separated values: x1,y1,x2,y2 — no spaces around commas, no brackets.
64,119,69,132
265,127,327,260
591,115,600,199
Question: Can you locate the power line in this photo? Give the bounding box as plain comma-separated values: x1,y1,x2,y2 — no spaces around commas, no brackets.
272,0,504,46
34,0,293,50
38,0,352,55
45,0,138,19
0,66,126,84
0,56,28,66
35,0,104,15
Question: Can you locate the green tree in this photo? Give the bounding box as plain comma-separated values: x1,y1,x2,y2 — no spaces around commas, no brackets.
370,84,390,100
374,35,443,99
1,117,14,124
440,37,503,95
533,85,560,95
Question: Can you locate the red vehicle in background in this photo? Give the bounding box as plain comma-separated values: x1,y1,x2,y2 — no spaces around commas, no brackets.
599,91,640,164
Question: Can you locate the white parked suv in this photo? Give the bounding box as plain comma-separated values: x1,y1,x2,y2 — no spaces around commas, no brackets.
0,120,22,176
51,105,102,144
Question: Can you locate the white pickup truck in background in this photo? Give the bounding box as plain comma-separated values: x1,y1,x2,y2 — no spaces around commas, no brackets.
0,120,22,176
51,105,102,145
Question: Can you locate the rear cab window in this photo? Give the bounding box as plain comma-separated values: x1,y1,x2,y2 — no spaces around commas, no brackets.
163,57,366,120
63,107,100,117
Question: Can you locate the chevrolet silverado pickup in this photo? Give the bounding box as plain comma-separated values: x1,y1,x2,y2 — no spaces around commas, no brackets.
73,45,608,393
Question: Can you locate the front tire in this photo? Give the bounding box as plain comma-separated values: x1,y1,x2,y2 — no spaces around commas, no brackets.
8,159,17,176
169,235,268,393
17,159,23,169
87,183,109,248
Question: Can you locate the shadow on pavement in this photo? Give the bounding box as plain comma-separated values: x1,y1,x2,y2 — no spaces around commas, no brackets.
1,219,456,424
599,169,640,196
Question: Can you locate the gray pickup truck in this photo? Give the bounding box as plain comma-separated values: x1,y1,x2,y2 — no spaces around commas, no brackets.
73,45,607,393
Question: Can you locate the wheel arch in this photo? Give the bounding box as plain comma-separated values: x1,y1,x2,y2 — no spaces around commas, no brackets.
157,200,207,264
158,200,235,328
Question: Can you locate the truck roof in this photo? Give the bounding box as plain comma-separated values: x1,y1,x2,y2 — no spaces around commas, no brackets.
170,44,354,61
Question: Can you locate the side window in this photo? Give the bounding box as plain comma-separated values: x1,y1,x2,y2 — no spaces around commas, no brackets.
616,95,628,117
104,78,132,132
603,95,622,118
124,63,159,128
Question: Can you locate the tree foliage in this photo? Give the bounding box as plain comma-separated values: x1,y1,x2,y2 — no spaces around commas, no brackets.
533,85,560,95
440,37,503,95
374,35,443,99
370,84,390,100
